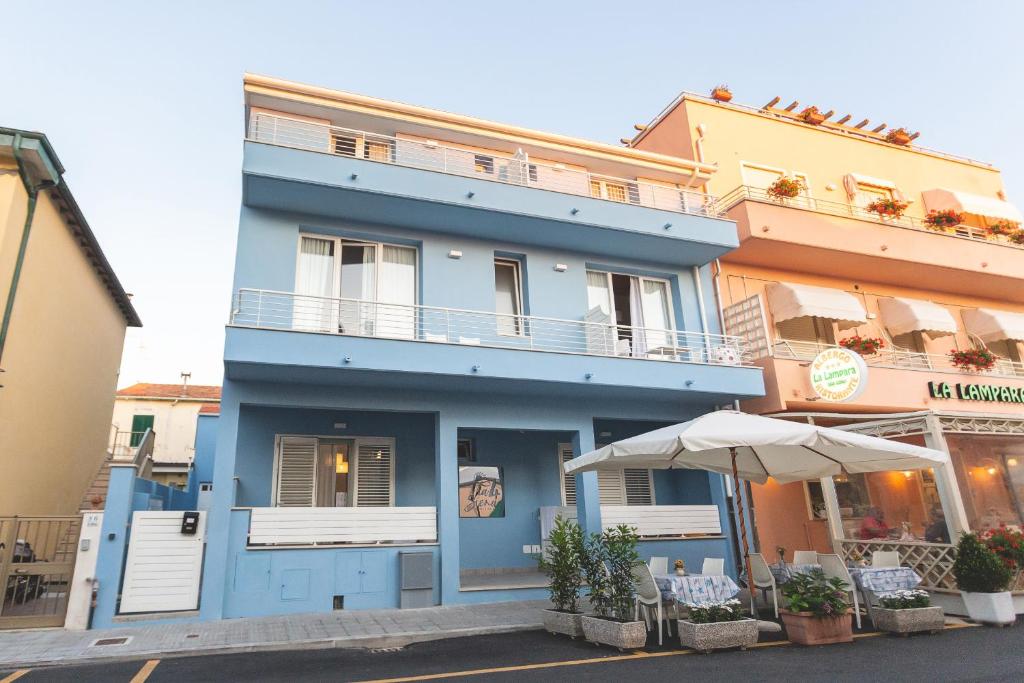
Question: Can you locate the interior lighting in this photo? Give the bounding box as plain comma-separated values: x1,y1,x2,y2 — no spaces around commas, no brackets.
1008,458,1019,467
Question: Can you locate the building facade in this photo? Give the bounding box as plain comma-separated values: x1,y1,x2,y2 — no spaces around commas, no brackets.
632,92,1024,577
0,129,141,516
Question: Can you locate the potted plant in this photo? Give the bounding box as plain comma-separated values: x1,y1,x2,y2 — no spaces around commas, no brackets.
865,197,910,219
674,559,686,576
872,589,945,635
799,106,826,125
982,525,1024,592
986,220,1018,239
954,532,1014,625
580,525,647,650
1010,229,1024,246
538,516,585,637
766,176,806,200
924,209,964,232
839,335,886,356
779,568,853,645
949,348,996,372
711,85,733,102
678,598,759,653
885,127,913,145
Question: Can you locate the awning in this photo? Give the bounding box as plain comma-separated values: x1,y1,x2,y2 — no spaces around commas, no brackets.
766,282,867,330
963,308,1024,343
877,297,958,338
922,188,1023,224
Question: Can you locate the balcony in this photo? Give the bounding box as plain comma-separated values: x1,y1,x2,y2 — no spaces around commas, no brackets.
719,186,1024,302
242,114,739,265
224,289,765,402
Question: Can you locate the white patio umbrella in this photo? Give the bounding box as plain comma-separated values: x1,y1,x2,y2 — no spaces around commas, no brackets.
563,410,948,612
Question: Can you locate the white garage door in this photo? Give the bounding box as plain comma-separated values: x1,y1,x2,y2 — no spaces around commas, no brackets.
119,511,206,614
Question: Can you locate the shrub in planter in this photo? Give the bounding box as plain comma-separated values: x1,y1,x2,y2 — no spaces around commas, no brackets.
839,335,885,356
538,516,585,637
711,85,733,102
678,599,759,653
865,197,910,219
799,106,826,125
954,533,1015,625
765,176,806,200
949,348,996,372
982,526,1024,592
885,127,913,145
779,568,853,645
579,525,647,650
924,209,964,232
872,590,945,635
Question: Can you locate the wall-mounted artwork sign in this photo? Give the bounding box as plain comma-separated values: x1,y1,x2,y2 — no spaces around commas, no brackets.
928,381,1024,404
458,466,505,518
810,348,868,402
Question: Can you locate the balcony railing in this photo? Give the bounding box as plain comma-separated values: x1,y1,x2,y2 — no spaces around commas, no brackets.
541,505,723,539
773,338,1024,378
230,288,753,367
719,185,1020,249
247,506,437,546
248,112,720,218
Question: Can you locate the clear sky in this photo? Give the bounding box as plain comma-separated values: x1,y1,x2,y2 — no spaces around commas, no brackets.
4,1,1022,387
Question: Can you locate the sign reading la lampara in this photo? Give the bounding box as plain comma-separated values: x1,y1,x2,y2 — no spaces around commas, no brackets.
810,348,868,402
928,381,1024,404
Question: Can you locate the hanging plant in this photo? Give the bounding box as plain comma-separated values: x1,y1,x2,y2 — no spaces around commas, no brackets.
885,127,913,145
949,348,996,372
839,335,885,356
799,106,826,125
866,197,910,219
987,220,1019,237
924,209,964,231
711,85,733,102
766,176,806,200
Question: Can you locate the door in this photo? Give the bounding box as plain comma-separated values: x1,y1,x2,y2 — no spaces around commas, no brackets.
339,243,377,336
119,511,206,614
316,441,353,507
0,516,81,628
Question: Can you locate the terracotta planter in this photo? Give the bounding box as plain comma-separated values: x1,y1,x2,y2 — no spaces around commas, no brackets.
678,618,759,653
872,606,945,635
780,610,853,645
887,131,912,145
711,88,733,102
581,614,648,650
542,609,584,638
802,112,826,125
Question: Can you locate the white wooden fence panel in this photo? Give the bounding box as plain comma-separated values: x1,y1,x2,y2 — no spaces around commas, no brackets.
541,505,722,539
119,511,205,614
248,507,437,545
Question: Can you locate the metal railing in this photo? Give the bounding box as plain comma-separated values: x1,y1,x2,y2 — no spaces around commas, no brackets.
772,338,1024,378
718,185,1021,249
248,112,721,218
109,430,149,460
230,288,753,367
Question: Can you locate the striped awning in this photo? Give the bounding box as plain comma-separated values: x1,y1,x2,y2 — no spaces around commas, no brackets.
878,297,958,338
963,308,1024,343
922,189,1023,224
766,282,867,330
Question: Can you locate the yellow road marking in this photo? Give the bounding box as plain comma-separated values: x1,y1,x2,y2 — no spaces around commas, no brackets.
0,671,30,683
130,660,160,683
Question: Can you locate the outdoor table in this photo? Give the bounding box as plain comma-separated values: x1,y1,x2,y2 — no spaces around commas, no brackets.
768,562,821,585
654,573,740,606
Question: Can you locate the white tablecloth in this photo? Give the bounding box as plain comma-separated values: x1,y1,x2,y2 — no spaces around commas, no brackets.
654,573,740,606
848,567,922,594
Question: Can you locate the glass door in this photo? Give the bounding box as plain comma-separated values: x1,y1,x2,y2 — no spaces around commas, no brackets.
638,278,673,355
316,441,353,507
339,243,377,336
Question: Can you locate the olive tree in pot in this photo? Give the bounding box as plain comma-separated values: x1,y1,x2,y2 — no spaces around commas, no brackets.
538,516,585,637
580,525,648,650
954,533,1014,625
678,599,758,653
779,569,853,645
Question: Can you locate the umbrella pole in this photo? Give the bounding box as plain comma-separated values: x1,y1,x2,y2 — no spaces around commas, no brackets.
729,447,758,618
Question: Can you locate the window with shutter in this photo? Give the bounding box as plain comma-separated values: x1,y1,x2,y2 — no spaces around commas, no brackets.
558,444,653,507
355,440,394,506
559,443,576,506
624,469,655,505
597,471,626,505
275,437,317,507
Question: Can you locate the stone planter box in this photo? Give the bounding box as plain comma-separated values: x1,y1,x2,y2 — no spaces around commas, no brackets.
780,610,853,645
580,615,647,650
542,609,584,638
962,591,1015,626
678,618,759,653
872,606,945,635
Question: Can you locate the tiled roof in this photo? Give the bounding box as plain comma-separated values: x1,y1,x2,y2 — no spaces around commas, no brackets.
116,383,222,401
198,403,221,415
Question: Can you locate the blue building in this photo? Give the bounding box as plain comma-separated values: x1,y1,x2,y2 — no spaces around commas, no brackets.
95,75,765,626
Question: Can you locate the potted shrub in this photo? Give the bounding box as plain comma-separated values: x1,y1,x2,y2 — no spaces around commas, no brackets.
580,525,648,650
538,516,585,638
779,568,853,645
839,335,885,356
954,532,1014,625
711,85,733,102
924,209,964,233
799,106,826,125
872,589,945,635
678,598,759,653
982,525,1024,592
886,127,913,145
766,176,806,200
865,197,910,219
949,348,996,372
986,220,1018,239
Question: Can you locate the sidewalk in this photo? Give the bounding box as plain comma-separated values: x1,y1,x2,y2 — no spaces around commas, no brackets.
0,600,547,669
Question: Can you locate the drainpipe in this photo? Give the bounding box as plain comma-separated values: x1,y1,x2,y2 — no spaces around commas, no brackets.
693,265,713,359
0,134,56,366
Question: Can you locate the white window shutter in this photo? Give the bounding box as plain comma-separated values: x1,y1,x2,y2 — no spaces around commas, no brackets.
597,471,626,506
624,469,655,505
559,444,576,506
355,440,394,507
276,437,317,507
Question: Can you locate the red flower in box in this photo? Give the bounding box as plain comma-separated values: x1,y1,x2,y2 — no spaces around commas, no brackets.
766,176,806,200
949,348,996,372
865,198,910,219
839,335,885,356
924,209,963,230
987,220,1019,237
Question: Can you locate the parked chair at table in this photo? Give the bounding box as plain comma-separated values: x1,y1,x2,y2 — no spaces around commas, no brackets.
793,550,818,565
817,553,862,629
872,550,900,568
701,557,725,576
632,562,668,645
648,556,668,576
748,553,779,619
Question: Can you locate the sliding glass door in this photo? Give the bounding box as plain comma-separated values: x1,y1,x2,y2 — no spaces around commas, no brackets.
584,270,675,357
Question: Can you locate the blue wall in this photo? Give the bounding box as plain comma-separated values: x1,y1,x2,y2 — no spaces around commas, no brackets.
193,414,218,485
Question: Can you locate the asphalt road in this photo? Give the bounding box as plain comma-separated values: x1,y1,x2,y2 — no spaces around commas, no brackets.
2,623,1022,682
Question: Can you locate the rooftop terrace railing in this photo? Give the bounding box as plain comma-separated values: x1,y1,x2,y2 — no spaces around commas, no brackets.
248,112,721,218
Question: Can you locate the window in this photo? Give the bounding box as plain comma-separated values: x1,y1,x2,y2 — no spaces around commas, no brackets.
274,436,395,508
363,140,392,162
329,133,393,162
775,316,835,345
855,183,893,209
891,331,928,355
741,163,810,205
130,414,155,447
494,258,524,335
590,178,640,204
558,444,654,506
585,270,675,357
474,154,494,174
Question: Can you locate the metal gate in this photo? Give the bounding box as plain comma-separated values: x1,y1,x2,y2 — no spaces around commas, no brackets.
0,516,82,628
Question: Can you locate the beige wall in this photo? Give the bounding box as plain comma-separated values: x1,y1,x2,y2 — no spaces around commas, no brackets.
0,180,127,515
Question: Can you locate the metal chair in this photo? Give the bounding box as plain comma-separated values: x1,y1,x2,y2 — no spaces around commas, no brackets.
748,553,779,618
793,550,819,565
817,553,862,629
701,557,725,576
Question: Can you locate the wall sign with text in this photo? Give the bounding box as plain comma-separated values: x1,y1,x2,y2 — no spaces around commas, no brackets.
928,381,1024,404
810,348,868,402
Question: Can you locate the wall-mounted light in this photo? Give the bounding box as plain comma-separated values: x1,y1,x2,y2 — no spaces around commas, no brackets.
1008,458,1019,467
570,208,579,215
554,163,566,171
333,422,347,430
902,470,913,479
471,365,480,373
448,250,463,259
987,466,998,476
336,458,349,474
350,173,358,180
425,140,439,149
585,373,593,380
467,191,475,199
598,431,612,438
554,263,568,272
664,223,672,230
343,356,352,364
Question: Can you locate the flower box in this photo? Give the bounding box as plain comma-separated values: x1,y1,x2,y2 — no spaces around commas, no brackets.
766,176,806,200
542,609,584,638
886,128,912,146
780,610,853,645
872,606,945,635
581,615,648,650
711,86,733,102
800,107,826,125
924,209,963,232
949,348,996,372
865,198,910,219
678,618,759,653
839,336,885,356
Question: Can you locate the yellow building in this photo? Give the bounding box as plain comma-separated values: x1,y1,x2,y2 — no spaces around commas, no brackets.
0,128,141,516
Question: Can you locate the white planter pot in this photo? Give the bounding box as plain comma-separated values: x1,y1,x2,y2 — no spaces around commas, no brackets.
962,591,1015,625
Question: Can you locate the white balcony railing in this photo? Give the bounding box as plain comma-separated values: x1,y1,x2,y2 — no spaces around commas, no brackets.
773,338,1024,378
541,505,723,539
248,112,720,218
248,506,437,546
231,289,753,368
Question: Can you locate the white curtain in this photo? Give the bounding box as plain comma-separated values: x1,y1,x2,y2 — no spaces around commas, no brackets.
629,278,647,356
378,246,416,338
585,271,616,355
640,279,672,352
296,237,335,330
586,271,612,315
